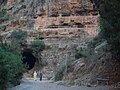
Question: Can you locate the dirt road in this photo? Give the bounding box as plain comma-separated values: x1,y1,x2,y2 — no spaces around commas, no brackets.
8,79,119,90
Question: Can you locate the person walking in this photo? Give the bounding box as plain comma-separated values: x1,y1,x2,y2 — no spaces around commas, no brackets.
40,70,42,81
34,71,37,81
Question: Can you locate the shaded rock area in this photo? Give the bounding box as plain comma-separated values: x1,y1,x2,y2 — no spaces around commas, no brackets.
22,50,36,70
0,0,6,5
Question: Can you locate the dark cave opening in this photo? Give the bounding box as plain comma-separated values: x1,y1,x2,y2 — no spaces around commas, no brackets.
22,49,37,70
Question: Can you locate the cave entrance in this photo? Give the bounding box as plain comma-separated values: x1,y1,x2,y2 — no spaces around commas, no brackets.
22,48,43,78
22,48,37,70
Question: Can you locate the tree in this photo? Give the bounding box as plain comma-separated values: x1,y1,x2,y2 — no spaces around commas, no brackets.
10,30,27,54
0,60,8,90
0,47,26,89
91,0,120,61
31,39,46,69
10,30,27,44
99,0,120,61
0,30,27,89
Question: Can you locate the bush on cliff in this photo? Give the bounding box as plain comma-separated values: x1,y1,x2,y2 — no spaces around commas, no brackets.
99,0,120,61
31,39,46,68
0,45,26,89
11,30,27,44
54,60,66,81
31,39,45,52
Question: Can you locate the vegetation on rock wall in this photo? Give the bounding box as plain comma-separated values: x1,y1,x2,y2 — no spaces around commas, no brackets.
31,39,45,53
31,39,46,68
87,0,120,84
99,0,120,61
54,0,120,84
11,30,27,43
0,30,28,89
10,30,27,55
54,60,67,81
92,0,120,61
0,9,6,17
0,7,13,24
0,44,26,89
75,51,87,59
31,39,45,60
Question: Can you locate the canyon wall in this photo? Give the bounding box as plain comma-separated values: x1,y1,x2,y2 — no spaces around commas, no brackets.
0,0,99,79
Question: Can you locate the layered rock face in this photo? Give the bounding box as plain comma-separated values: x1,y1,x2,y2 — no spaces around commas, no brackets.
0,0,99,79
33,0,99,78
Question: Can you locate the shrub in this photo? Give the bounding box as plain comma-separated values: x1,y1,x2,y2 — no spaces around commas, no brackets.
92,0,120,61
0,47,26,89
54,60,66,81
0,14,13,24
75,51,86,59
31,39,45,52
0,9,8,24
0,9,6,18
31,39,46,68
9,40,22,54
10,30,27,43
0,60,8,90
100,0,120,61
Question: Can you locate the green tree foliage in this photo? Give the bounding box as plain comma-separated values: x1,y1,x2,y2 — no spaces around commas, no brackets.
0,47,26,89
0,61,8,90
0,30,27,89
75,52,84,59
31,39,45,53
99,0,120,61
91,0,120,61
0,9,6,24
0,9,13,24
11,30,27,43
31,39,46,68
0,9,6,18
54,61,65,81
54,59,74,81
10,30,27,54
8,40,22,55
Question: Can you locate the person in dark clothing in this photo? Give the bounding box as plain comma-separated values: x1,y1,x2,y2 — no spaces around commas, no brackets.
40,70,42,81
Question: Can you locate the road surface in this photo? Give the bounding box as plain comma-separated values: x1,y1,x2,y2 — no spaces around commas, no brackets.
8,78,119,90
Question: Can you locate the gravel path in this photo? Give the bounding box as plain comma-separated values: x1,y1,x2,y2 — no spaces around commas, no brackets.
8,79,119,90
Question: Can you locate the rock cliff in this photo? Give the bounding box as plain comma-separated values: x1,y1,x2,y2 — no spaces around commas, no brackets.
0,0,102,83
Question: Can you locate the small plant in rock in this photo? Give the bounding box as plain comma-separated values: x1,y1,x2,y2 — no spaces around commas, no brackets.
11,30,27,43
31,39,45,53
0,9,6,18
75,51,87,59
54,60,66,81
